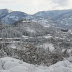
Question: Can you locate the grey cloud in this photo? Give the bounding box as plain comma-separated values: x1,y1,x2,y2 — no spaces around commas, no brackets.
51,0,68,6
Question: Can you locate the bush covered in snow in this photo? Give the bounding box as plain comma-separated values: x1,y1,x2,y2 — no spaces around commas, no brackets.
0,43,64,66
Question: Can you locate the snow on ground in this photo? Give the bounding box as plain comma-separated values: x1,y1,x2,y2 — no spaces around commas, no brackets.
43,34,52,39
26,27,36,33
22,35,29,39
38,43,55,52
9,44,17,49
0,57,72,72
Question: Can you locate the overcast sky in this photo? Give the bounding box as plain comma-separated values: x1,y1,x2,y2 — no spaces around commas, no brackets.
0,0,72,14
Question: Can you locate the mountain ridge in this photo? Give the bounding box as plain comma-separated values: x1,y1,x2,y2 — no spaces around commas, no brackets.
0,9,72,29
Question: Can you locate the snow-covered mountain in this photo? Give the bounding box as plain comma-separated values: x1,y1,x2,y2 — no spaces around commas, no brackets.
34,10,72,19
52,10,72,29
32,9,72,29
0,9,32,24
0,9,72,29
1,11,29,24
0,9,11,19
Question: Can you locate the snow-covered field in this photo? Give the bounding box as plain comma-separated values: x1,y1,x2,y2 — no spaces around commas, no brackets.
0,57,72,72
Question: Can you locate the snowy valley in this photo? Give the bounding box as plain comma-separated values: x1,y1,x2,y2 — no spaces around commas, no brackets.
0,9,72,72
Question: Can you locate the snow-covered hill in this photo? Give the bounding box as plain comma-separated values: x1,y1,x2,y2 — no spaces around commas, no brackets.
1,11,29,24
0,57,72,72
0,9,72,28
33,9,72,29
0,9,11,19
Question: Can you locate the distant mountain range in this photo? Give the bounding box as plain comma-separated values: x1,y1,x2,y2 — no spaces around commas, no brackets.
0,9,72,29
34,9,72,29
0,9,29,24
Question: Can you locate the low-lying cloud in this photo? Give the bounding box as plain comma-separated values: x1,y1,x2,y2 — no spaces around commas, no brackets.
0,0,72,14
